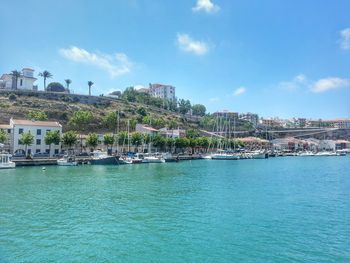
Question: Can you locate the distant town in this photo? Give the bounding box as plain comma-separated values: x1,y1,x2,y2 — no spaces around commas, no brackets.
1,67,350,161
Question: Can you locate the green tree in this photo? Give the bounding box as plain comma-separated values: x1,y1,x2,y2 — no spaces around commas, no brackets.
103,111,118,132
103,133,115,154
69,110,93,132
131,132,143,149
186,128,200,139
136,107,148,117
38,70,53,91
86,133,99,151
175,137,189,153
45,130,61,157
121,87,137,102
19,131,34,156
61,131,78,152
117,131,128,147
165,137,175,152
11,70,21,90
88,81,94,96
65,79,72,91
191,104,206,116
178,99,191,114
152,135,166,151
47,82,65,92
0,129,7,143
27,110,48,121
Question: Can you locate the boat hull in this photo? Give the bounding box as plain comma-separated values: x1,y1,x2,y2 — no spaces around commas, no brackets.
90,156,120,165
0,162,16,169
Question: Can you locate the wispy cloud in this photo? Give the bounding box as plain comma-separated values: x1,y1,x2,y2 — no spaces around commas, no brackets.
209,97,220,103
177,33,209,55
278,74,307,91
192,0,220,13
233,87,246,96
59,46,132,78
339,28,350,50
311,77,350,93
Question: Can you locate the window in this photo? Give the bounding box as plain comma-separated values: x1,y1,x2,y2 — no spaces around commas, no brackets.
20,79,23,86
54,149,59,154
46,129,51,134
36,139,41,145
45,149,50,154
36,149,40,153
37,129,41,135
7,129,11,134
18,139,21,145
19,128,23,134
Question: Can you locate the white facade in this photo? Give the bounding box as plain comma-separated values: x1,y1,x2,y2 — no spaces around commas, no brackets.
0,68,37,90
2,119,62,156
149,83,176,101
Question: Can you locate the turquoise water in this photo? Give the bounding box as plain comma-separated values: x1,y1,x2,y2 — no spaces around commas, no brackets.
1,157,350,262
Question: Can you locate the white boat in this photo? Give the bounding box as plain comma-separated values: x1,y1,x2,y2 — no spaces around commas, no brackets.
249,150,268,159
0,153,16,169
57,155,78,166
142,154,165,163
211,151,240,160
297,151,315,157
315,151,337,156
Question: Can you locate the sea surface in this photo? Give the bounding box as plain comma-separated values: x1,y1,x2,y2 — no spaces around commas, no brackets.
0,157,350,262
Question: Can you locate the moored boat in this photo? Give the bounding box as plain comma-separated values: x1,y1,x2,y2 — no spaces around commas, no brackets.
57,155,78,166
142,154,165,163
90,151,120,165
0,153,16,169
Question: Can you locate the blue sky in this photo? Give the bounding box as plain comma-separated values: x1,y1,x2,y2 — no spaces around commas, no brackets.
1,0,350,119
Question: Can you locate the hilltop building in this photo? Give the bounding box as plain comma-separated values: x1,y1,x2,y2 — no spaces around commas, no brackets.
148,83,176,101
0,118,62,156
239,113,259,127
0,68,38,90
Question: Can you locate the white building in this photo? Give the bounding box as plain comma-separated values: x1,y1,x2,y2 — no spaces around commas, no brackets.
149,83,176,101
0,119,62,156
135,124,158,136
0,68,37,90
239,113,259,127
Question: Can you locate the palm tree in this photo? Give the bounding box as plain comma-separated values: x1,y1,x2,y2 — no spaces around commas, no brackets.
38,70,53,91
11,70,21,90
88,81,94,96
65,79,72,92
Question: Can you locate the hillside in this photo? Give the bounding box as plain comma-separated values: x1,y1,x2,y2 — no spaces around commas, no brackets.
0,90,201,133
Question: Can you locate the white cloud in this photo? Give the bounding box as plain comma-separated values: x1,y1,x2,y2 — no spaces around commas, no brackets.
339,28,350,50
59,46,132,78
192,0,220,13
233,87,246,96
311,77,350,93
209,97,220,102
177,33,209,55
278,74,308,91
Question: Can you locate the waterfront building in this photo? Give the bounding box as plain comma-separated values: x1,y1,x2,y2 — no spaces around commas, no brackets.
0,68,38,90
135,124,158,137
0,119,62,156
239,113,259,127
148,83,176,101
159,128,186,138
261,118,282,128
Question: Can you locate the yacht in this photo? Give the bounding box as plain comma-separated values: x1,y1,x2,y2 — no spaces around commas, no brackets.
90,151,121,165
211,150,240,160
0,153,16,169
57,155,78,166
315,151,337,156
297,151,315,157
142,153,165,163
